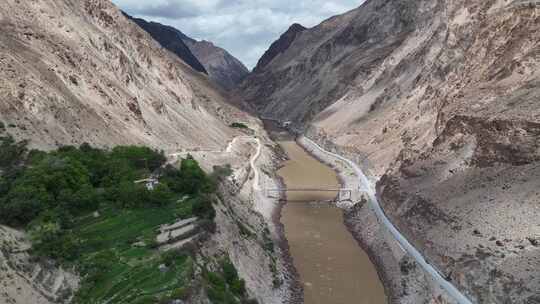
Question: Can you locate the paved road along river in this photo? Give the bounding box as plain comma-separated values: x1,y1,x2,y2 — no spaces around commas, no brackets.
277,141,386,304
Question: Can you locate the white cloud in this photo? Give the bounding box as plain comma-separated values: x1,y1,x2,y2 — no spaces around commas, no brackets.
112,0,365,69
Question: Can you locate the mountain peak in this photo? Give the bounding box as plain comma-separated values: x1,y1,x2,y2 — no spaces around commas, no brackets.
253,23,307,73
123,12,207,74
289,23,307,32
126,14,248,90
184,38,249,90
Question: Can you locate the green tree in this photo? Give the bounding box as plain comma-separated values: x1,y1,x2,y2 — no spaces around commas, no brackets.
0,135,28,171
24,156,90,199
57,184,100,215
147,183,174,206
0,184,53,226
30,221,79,261
222,259,246,297
110,181,147,208
178,156,215,194
111,146,166,171
192,195,215,220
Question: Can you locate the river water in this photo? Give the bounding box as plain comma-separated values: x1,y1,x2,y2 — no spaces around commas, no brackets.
277,141,386,304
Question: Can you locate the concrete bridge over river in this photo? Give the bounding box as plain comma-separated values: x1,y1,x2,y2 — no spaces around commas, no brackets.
264,187,354,202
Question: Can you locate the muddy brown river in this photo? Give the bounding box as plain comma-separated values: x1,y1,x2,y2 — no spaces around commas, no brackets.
278,141,386,304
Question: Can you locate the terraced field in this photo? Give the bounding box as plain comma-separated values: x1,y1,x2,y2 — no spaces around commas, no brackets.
73,201,198,303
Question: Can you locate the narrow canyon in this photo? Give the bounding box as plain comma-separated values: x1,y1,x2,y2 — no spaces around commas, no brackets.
0,0,539,304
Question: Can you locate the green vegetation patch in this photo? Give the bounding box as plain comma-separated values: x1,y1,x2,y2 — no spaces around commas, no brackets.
0,135,220,303
229,122,249,129
203,258,257,304
73,206,196,303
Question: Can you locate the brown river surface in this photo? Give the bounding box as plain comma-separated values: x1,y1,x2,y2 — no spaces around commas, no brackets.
277,141,386,304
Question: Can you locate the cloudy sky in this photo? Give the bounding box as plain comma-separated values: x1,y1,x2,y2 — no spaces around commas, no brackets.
111,0,365,70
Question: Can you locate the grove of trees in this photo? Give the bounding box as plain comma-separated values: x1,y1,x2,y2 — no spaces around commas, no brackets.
0,135,218,260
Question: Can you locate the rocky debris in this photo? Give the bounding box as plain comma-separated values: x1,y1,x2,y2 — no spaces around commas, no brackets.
527,237,540,247
0,226,78,304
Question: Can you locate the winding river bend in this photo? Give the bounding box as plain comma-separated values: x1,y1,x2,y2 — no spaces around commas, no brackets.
277,141,386,304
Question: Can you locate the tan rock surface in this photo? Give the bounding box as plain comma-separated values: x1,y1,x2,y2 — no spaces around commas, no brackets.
0,226,79,304
0,0,248,152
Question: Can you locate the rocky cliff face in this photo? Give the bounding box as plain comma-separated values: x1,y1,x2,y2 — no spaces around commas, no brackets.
242,0,540,303
183,39,249,91
0,0,245,152
0,226,79,304
124,13,208,75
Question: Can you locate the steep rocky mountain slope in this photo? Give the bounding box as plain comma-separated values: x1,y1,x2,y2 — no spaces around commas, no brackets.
0,1,291,304
253,23,307,73
126,15,249,90
124,13,208,74
1,226,79,304
241,0,540,303
0,0,247,152
183,38,249,91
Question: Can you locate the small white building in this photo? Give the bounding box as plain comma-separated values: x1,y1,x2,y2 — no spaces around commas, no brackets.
134,178,159,191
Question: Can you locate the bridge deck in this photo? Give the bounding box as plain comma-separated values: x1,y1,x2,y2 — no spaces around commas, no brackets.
266,188,350,192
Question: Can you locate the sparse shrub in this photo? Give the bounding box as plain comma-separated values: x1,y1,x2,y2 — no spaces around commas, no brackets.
230,278,246,297
0,135,28,171
230,122,248,129
192,195,216,220
170,287,190,300
161,250,187,267
272,277,283,288
211,164,233,182
199,218,217,234
222,259,239,284
399,258,415,275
